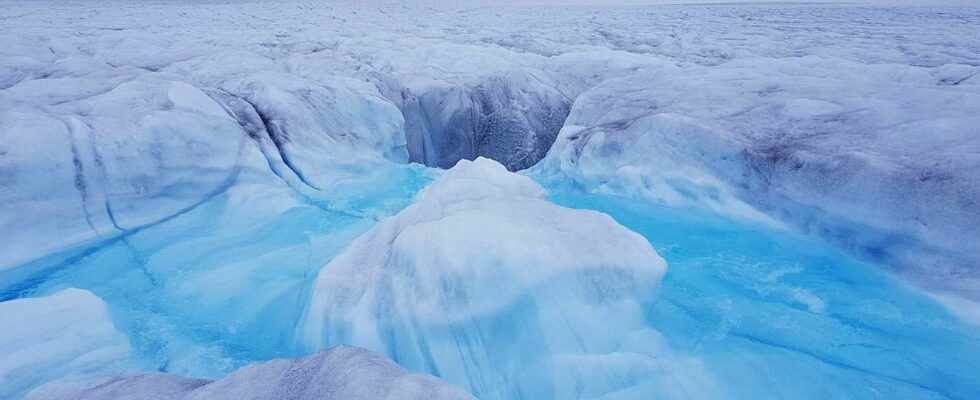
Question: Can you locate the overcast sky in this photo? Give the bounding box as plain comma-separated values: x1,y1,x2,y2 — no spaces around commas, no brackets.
390,0,980,6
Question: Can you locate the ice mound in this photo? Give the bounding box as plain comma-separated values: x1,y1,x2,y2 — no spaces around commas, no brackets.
301,158,713,399
26,346,475,400
0,289,132,399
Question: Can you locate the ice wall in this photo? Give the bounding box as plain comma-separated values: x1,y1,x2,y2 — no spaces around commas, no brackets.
365,43,572,171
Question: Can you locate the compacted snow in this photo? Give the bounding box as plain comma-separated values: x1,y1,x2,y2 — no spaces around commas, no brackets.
1,1,979,399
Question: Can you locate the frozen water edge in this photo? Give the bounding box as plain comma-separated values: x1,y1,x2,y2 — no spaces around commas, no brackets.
531,54,980,302
2,159,979,399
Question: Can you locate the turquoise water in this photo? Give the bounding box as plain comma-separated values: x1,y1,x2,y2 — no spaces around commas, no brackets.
0,166,435,379
549,189,980,400
2,167,979,399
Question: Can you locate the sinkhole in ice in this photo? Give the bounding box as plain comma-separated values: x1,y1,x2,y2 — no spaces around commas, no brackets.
390,70,572,172
2,156,978,400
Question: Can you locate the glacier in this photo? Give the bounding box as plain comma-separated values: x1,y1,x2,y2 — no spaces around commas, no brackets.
1,1,980,399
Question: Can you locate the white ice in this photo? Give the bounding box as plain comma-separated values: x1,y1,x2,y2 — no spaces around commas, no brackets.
0,289,133,399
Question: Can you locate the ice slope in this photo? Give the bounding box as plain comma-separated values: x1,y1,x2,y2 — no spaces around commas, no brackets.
301,158,719,400
0,289,133,399
534,55,980,298
0,78,257,271
0,56,409,272
26,346,475,400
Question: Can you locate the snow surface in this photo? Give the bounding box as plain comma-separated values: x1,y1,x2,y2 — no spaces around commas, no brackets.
0,289,133,399
2,0,980,399
26,346,474,400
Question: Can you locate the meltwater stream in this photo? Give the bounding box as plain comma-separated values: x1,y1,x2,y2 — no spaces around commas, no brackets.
2,164,979,399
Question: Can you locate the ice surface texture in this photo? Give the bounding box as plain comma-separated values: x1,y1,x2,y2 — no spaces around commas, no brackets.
26,345,474,400
0,71,407,271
